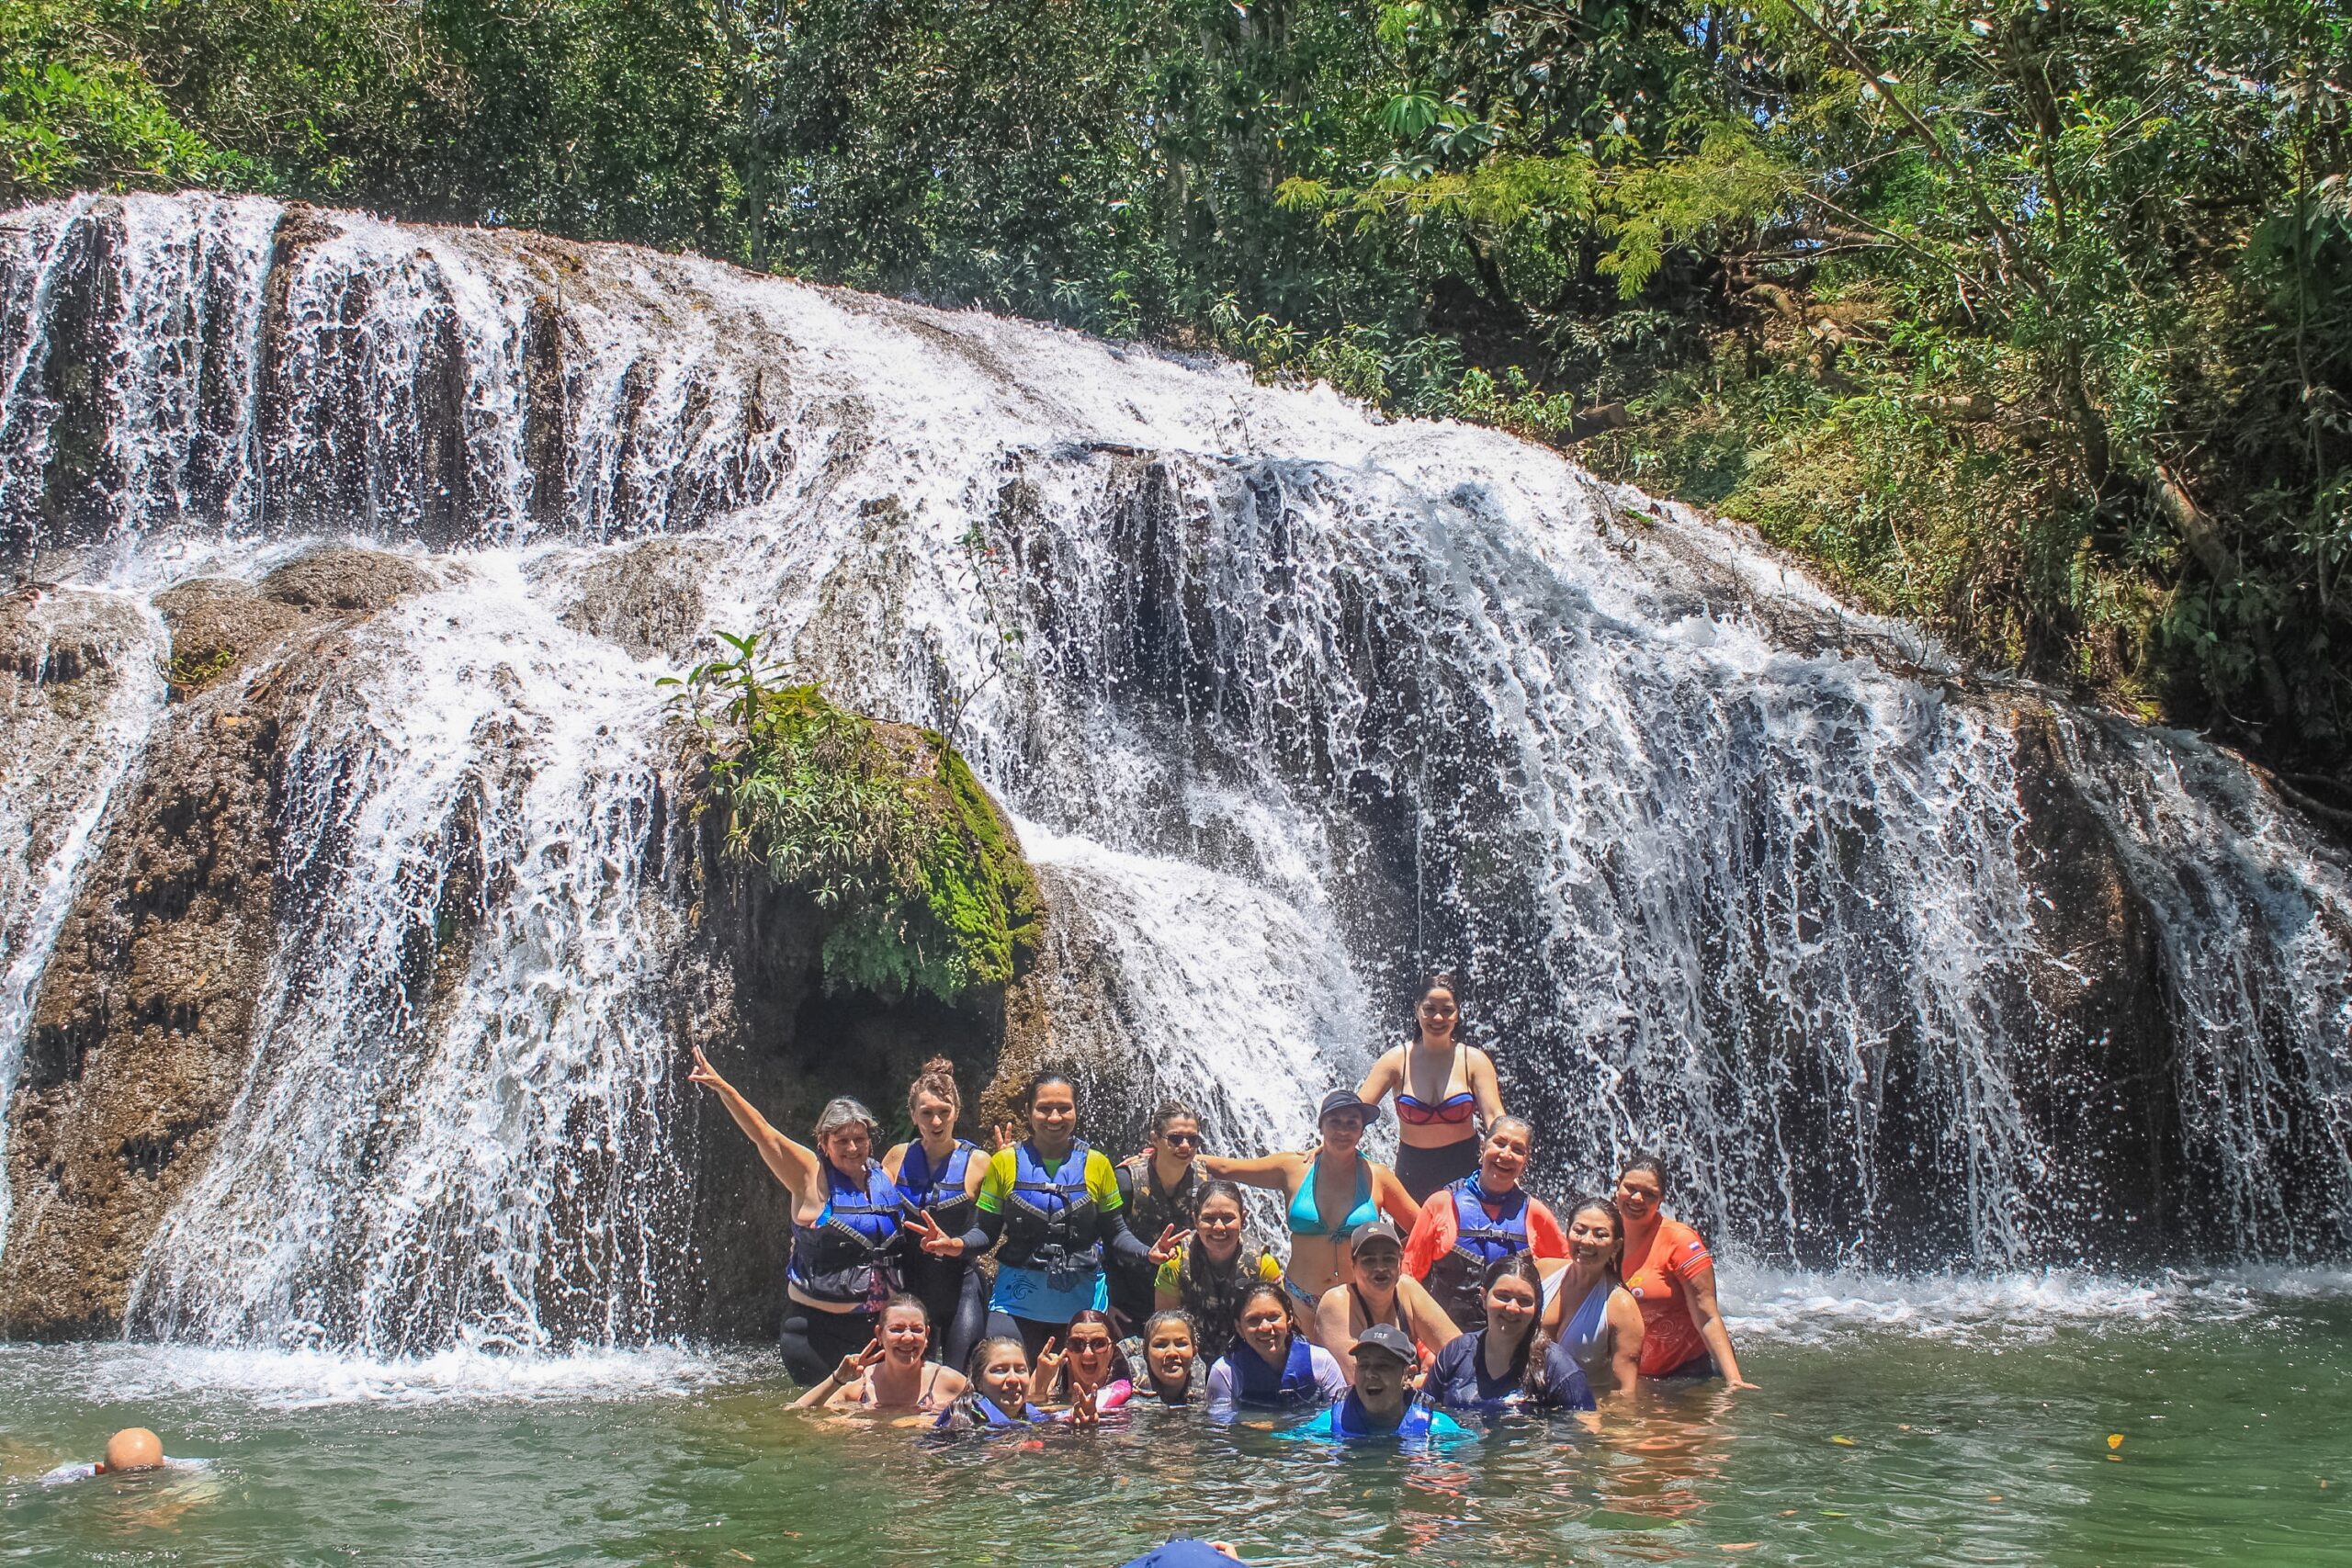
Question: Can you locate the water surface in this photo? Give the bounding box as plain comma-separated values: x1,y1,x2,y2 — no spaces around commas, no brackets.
5,1269,2344,1565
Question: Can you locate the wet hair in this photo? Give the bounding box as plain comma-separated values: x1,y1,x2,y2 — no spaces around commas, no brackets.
1021,1071,1079,1115
1139,1311,1200,1400
1565,1195,1628,1283
1148,1100,1203,1139
1190,1179,1249,1225
907,1056,961,1119
1233,1280,1295,1336
1618,1151,1670,1195
1486,1114,1536,1152
966,1335,1029,1382
878,1292,932,1331
812,1096,879,1144
1480,1253,1557,1403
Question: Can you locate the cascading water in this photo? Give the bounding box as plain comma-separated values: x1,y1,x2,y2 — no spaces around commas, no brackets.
1,192,2346,1355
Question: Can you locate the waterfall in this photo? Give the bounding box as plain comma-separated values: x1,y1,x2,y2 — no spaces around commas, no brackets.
2,192,2346,1353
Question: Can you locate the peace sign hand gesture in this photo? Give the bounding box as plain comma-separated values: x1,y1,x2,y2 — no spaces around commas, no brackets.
992,1122,1020,1153
832,1338,884,1387
908,1210,966,1258
1069,1382,1099,1430
1145,1224,1192,1267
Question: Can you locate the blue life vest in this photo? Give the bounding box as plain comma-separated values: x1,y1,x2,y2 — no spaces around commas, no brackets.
937,1393,1046,1428
1427,1177,1532,1327
787,1159,906,1307
897,1139,979,1234
1329,1393,1438,1441
1227,1335,1319,1406
1000,1139,1099,1280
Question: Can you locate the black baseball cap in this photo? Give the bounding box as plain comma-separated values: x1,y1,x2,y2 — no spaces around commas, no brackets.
1317,1088,1383,1126
1351,1324,1416,1364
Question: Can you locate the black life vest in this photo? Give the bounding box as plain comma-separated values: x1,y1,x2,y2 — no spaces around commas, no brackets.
998,1139,1099,1280
786,1159,906,1307
1423,1176,1531,1330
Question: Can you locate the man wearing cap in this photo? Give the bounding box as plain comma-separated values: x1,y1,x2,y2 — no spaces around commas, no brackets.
1295,1325,1476,1446
1202,1087,1421,1312
1315,1217,1460,1383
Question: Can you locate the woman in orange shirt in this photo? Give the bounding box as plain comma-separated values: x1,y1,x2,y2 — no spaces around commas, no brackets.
1613,1154,1756,1389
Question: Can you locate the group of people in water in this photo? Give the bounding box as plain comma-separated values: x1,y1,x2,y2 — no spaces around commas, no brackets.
690,972,1753,1443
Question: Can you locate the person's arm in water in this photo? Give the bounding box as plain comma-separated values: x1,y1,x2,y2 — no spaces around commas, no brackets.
688,1048,821,1203
1682,1264,1755,1389
1605,1290,1645,1398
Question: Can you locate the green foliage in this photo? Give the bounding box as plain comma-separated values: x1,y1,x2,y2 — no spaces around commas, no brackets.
20,0,2352,781
662,636,1039,1006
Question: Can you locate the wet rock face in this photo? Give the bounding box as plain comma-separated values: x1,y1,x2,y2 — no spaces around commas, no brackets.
0,548,433,1337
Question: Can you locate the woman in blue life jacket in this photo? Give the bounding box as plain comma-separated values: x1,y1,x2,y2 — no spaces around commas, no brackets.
688,1047,907,1385
1426,1254,1594,1416
882,1056,989,1369
909,1072,1170,1360
934,1334,1103,1433
1400,1117,1568,1333
1297,1323,1475,1446
1204,1282,1349,1412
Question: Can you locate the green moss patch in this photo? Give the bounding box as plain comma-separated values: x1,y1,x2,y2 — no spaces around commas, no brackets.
669,645,1038,1007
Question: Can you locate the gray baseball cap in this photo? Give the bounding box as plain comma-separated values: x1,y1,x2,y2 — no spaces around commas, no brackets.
1351,1323,1416,1364
1349,1217,1404,1254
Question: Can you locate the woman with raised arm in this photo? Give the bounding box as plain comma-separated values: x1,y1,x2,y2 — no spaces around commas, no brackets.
1204,1282,1349,1413
1111,1101,1208,1333
1426,1254,1594,1415
792,1293,969,1415
908,1072,1168,1360
882,1057,989,1370
687,1047,905,1385
1613,1153,1756,1389
1152,1179,1285,1363
1031,1308,1138,1412
1536,1195,1646,1398
1201,1089,1419,1321
1312,1216,1458,1384
1355,973,1505,1202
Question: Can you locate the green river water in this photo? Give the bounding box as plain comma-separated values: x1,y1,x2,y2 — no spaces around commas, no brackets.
3,1269,2345,1567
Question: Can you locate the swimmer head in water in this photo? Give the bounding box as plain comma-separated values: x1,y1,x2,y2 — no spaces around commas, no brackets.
100,1428,164,1473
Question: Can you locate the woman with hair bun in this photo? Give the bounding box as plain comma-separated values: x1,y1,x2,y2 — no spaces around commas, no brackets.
687,1047,908,1385
883,1056,989,1368
1355,972,1506,1201
1111,1101,1209,1332
910,1071,1166,1359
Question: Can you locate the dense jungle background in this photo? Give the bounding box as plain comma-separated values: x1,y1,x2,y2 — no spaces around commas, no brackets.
8,0,2348,795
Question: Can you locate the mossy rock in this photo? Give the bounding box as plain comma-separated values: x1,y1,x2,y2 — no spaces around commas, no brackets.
707,682,1039,1007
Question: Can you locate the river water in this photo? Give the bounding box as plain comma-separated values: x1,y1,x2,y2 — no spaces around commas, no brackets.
5,1268,2346,1566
